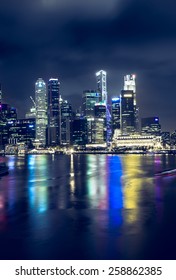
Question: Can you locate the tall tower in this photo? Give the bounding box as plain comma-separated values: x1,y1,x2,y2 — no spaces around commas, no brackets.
60,98,72,145
124,74,136,96
47,78,60,146
82,90,100,117
111,97,121,137
124,74,139,132
35,78,47,146
120,90,135,135
96,70,107,104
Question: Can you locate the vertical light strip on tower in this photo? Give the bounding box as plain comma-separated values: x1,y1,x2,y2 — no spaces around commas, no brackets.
96,70,107,104
35,78,47,146
124,74,136,105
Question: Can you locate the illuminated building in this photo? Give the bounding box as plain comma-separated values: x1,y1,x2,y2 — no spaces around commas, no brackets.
47,78,60,146
87,117,105,145
35,78,47,146
72,117,88,146
60,99,72,145
94,103,107,142
111,97,120,137
82,90,100,117
112,134,162,149
0,103,17,146
120,90,135,135
96,70,107,104
124,74,139,132
141,117,161,136
124,74,136,95
8,118,35,147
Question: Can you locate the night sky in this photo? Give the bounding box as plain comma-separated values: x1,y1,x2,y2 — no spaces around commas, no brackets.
0,0,176,132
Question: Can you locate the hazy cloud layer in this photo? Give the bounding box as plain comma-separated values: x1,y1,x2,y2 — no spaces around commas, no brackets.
0,0,176,130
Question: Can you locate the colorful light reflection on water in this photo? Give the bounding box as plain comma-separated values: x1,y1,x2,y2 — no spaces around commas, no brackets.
0,154,176,259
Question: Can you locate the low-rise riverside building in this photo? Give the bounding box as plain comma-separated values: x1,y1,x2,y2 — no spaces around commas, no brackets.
111,134,163,150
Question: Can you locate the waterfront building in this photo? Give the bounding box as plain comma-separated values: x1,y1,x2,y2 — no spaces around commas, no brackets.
60,99,72,145
82,90,100,117
8,118,35,148
120,90,135,135
47,78,60,146
0,103,17,146
141,117,161,136
87,117,105,145
111,97,120,137
35,78,47,147
112,134,162,150
96,70,107,104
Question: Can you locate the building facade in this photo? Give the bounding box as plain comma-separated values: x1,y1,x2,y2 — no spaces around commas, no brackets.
96,70,107,104
0,103,17,146
8,118,35,147
124,74,139,132
82,90,100,117
141,117,161,136
47,78,60,146
72,117,88,146
111,97,120,137
60,99,72,145
35,78,47,146
120,90,135,135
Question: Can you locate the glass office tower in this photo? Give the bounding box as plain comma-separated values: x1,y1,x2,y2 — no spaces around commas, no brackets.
35,78,47,146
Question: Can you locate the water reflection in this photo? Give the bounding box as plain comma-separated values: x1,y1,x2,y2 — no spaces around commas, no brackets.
27,156,48,213
121,155,143,224
0,154,176,259
70,154,75,194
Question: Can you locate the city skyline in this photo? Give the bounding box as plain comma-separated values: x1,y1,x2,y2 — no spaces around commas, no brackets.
0,72,174,134
0,1,176,131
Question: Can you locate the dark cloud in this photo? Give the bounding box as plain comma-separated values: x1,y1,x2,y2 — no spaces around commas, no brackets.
0,0,176,131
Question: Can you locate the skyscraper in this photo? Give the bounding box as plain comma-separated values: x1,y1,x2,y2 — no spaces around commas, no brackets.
82,90,100,117
47,78,60,146
111,97,121,137
120,90,135,135
124,74,139,132
96,70,107,104
0,103,17,146
60,99,72,145
94,103,107,142
35,78,47,146
72,117,88,146
124,75,136,95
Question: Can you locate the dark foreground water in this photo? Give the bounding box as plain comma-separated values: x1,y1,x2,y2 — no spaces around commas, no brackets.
0,154,176,260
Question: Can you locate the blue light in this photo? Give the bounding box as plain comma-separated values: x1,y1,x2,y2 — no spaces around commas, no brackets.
112,98,120,102
155,118,158,122
29,125,34,128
